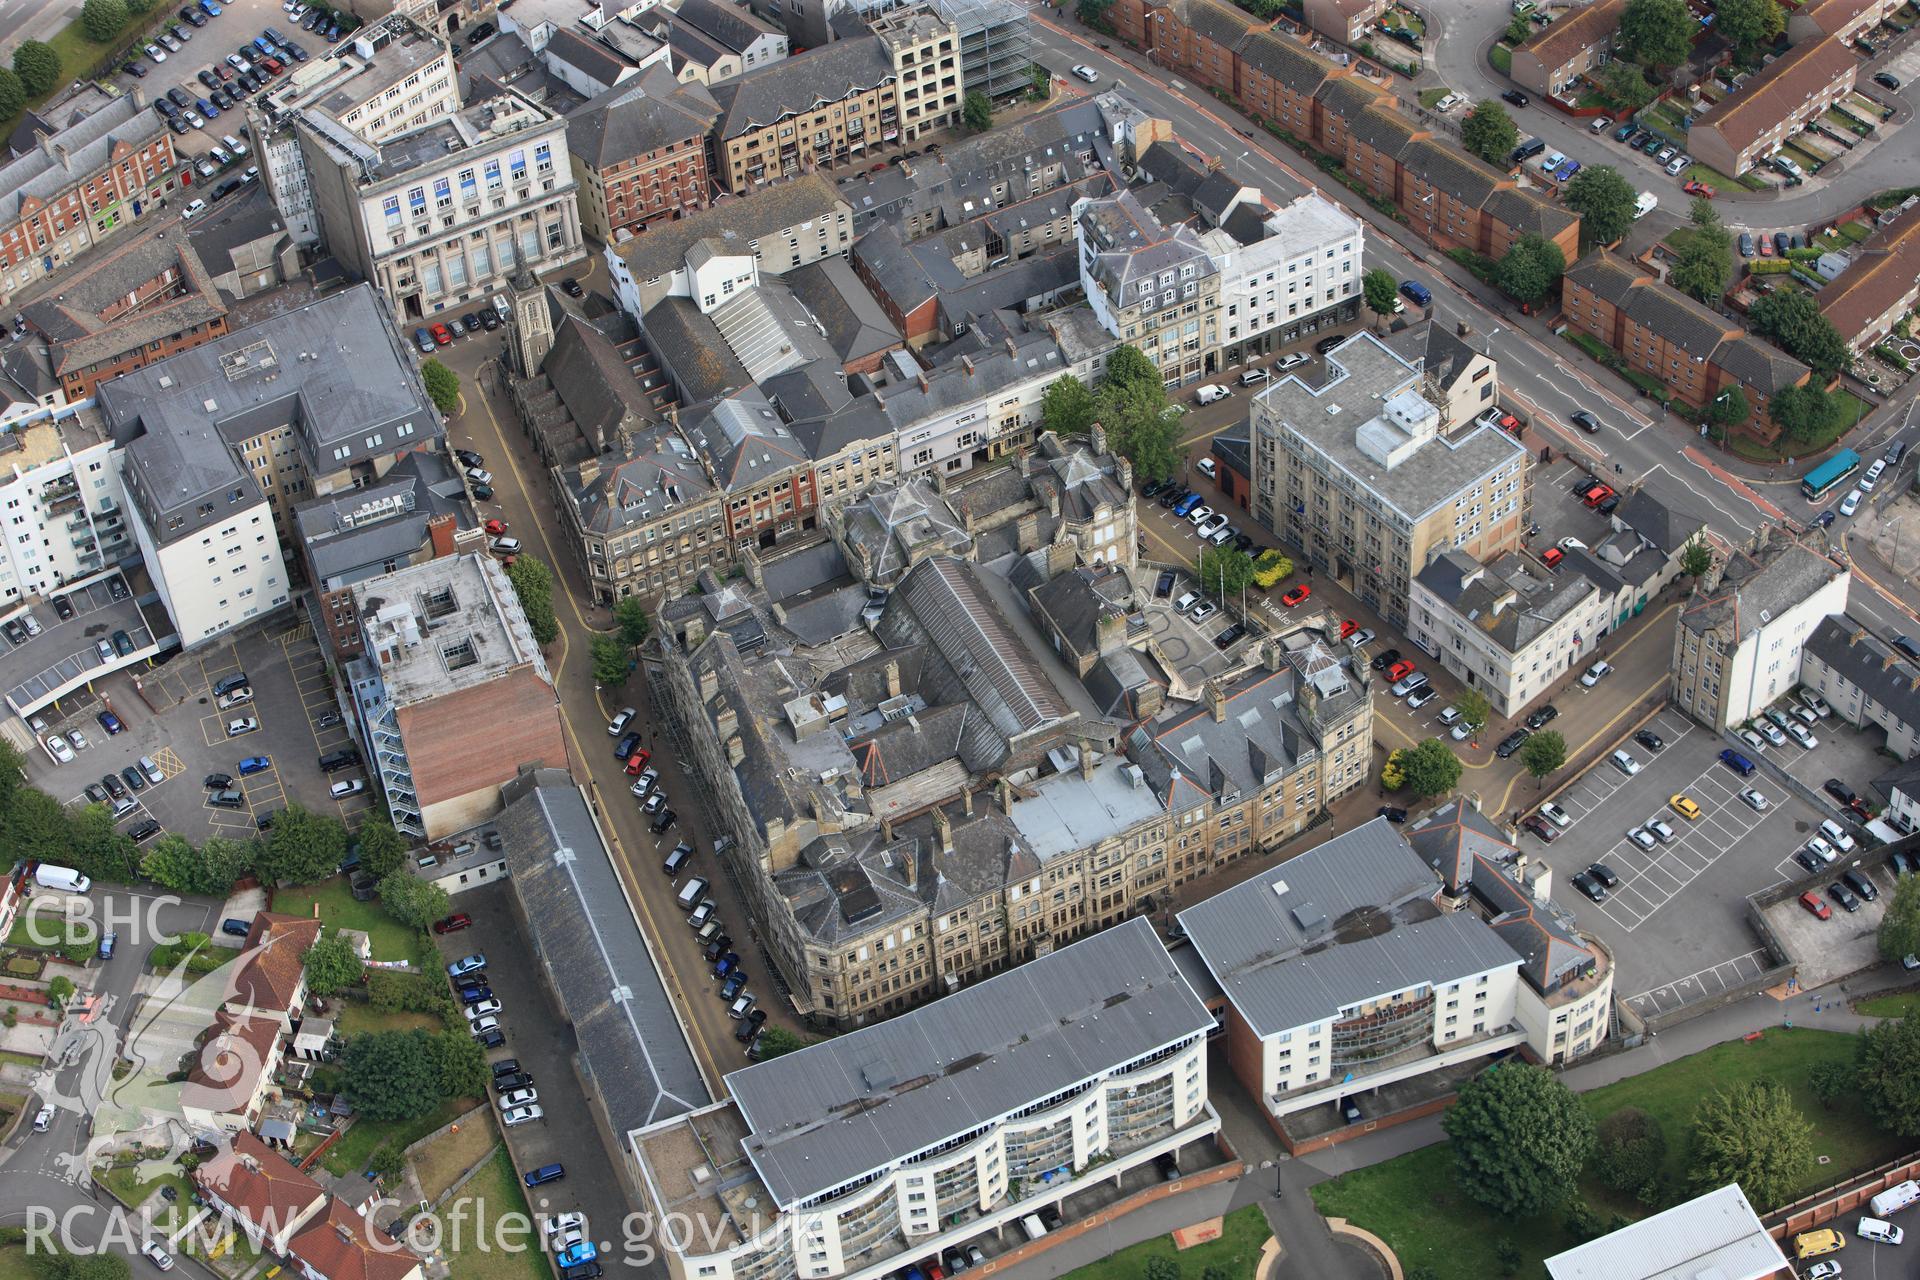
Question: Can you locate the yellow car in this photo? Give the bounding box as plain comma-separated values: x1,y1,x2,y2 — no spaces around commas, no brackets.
1669,794,1703,821
1794,1228,1843,1259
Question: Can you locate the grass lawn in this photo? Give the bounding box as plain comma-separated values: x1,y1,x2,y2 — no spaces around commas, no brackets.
1418,87,1450,109
1489,44,1512,74
1856,991,1920,1018
1058,1204,1270,1280
271,878,417,961
323,1097,479,1177
0,1050,45,1069
8,909,96,963
96,1163,194,1209
431,1146,549,1280
334,1001,440,1038
0,1245,37,1280
1840,220,1875,244
413,1121,500,1201
1565,331,1614,365
1314,1029,1905,1280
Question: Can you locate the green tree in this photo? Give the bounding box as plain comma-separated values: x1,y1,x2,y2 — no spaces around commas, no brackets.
1041,374,1098,436
1592,1107,1667,1193
506,555,559,646
368,1141,406,1180
1750,291,1852,379
961,91,993,132
47,974,74,1005
11,42,60,97
1495,233,1566,305
1196,546,1255,598
1097,376,1181,484
378,870,450,930
81,0,127,41
432,1027,489,1099
1857,1014,1920,1136
1456,689,1492,735
342,1029,443,1122
1679,536,1714,578
1105,345,1162,398
1400,738,1464,799
1880,873,1920,963
1564,166,1640,248
1519,730,1568,786
1504,12,1532,43
1688,1079,1814,1203
1077,0,1114,32
256,803,349,886
1028,63,1051,99
1,787,71,864
591,633,630,686
1444,1062,1595,1215
1708,386,1750,429
1769,383,1845,443
1670,204,1733,304
1716,0,1784,52
1808,1059,1855,1111
1618,0,1694,67
141,832,255,895
752,1026,811,1058
1599,60,1657,111
0,69,26,122
69,802,139,882
1461,100,1519,167
420,359,460,415
613,595,652,647
1494,1240,1523,1277
302,935,365,996
1143,1259,1180,1280
31,1248,131,1280
355,819,409,881
1362,267,1400,325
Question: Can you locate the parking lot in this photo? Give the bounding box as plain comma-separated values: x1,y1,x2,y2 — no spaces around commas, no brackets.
1516,707,1830,1019
430,881,635,1268
27,618,372,846
2,575,166,712
1140,568,1261,686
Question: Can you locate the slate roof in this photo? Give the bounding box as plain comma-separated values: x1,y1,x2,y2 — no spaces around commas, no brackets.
1236,28,1337,95
1077,188,1218,297
1166,0,1258,48
1029,564,1132,656
727,917,1212,1208
1819,202,1920,344
617,172,845,284
644,296,751,401
1413,549,1597,656
679,387,811,492
1565,252,1807,392
0,93,165,220
1176,817,1523,1038
545,313,653,445
839,478,972,584
708,36,893,141
1615,482,1706,556
500,768,709,1136
565,63,718,168
1407,798,1515,896
545,27,637,88
563,422,716,534
293,451,471,586
1514,0,1625,71
1805,615,1920,731
1680,541,1841,640
784,256,901,364
674,0,783,53
25,224,225,378
851,224,936,313
1381,319,1488,393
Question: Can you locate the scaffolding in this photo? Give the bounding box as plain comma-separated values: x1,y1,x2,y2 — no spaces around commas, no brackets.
932,0,1034,101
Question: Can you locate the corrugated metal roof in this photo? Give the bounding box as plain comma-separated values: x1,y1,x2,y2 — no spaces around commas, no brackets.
727,916,1212,1207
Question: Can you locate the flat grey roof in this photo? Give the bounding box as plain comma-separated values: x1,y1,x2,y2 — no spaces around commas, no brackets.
501,769,710,1137
1546,1184,1787,1280
1176,817,1522,1038
1,575,162,716
727,916,1212,1208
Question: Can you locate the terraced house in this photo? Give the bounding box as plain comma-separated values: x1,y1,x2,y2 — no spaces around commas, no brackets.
0,93,183,308
1107,0,1579,264
1509,0,1623,99
1561,252,1810,427
1686,33,1860,178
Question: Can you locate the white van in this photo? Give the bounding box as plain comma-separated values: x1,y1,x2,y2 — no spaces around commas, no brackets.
32,1105,53,1132
1195,384,1230,404
1871,1180,1920,1217
1858,1216,1904,1245
1020,1214,1048,1242
493,293,511,320
33,864,91,894
1633,191,1657,220
676,876,710,910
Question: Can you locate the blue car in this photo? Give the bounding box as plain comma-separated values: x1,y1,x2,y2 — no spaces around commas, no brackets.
97,931,117,960
196,96,220,118
1398,279,1432,308
458,984,493,1004
524,1164,565,1187
713,952,740,978
1172,493,1203,518
447,953,487,978
1555,159,1580,181
557,1243,598,1268
200,0,221,13
97,710,124,735
237,755,272,775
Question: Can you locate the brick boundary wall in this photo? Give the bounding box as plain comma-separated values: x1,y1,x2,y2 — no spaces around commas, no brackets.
1764,1151,1920,1242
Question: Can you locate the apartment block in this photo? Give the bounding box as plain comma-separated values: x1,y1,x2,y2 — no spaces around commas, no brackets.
1687,35,1860,178
0,412,130,609
1800,616,1920,761
0,93,183,308
632,919,1219,1280
1410,549,1609,719
653,0,788,85
1670,538,1850,731
253,15,459,244
871,6,965,141
97,284,439,646
1562,252,1810,426
1249,332,1530,630
1076,189,1222,387
1183,804,1610,1147
345,553,565,838
1509,0,1623,98
566,64,719,241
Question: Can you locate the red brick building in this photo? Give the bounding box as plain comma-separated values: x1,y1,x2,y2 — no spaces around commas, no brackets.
1562,252,1810,424
1109,0,1580,264
0,93,183,308
565,64,720,242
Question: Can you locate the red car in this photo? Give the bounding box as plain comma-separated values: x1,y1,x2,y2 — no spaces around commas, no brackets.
625,749,652,775
430,323,453,345
1280,584,1311,607
1386,659,1416,682
433,913,475,934
1682,179,1716,198
1799,890,1832,920
1338,619,1357,639
1758,236,1774,258
1542,547,1564,570
484,518,508,535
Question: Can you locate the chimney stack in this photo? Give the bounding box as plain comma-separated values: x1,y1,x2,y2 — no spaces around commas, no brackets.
1078,740,1094,780
931,807,953,857
1206,680,1227,722
885,658,901,698
997,777,1013,815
